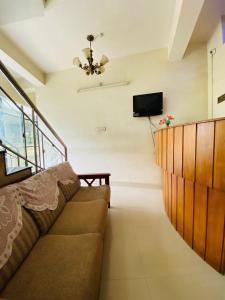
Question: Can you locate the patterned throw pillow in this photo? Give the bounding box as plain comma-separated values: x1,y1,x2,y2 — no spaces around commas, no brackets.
50,162,81,201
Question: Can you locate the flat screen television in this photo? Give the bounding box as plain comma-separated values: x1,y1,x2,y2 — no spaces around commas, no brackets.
133,92,163,117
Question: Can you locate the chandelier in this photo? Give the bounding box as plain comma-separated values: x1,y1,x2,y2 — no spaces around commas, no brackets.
73,34,109,76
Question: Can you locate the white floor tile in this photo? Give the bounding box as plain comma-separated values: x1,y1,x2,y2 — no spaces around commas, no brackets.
100,185,225,300
100,279,150,300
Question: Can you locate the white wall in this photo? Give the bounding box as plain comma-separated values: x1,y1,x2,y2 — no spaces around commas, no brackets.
207,19,225,118
36,45,207,186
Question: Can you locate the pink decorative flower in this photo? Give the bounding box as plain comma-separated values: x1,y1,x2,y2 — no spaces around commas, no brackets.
159,115,175,127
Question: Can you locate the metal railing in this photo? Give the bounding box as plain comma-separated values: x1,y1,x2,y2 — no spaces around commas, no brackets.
0,60,67,174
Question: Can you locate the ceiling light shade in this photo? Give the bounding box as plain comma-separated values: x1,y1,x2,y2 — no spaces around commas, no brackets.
82,48,91,59
73,57,82,67
99,66,105,73
73,34,109,76
100,55,109,66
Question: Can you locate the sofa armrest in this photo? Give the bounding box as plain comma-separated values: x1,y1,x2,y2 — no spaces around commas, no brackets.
78,173,111,186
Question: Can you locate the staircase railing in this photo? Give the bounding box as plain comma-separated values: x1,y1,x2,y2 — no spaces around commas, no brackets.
0,60,67,174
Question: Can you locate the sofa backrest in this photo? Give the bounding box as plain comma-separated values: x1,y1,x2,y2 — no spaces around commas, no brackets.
27,189,66,235
0,208,39,291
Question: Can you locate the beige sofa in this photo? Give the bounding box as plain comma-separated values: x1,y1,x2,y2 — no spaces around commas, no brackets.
0,162,110,300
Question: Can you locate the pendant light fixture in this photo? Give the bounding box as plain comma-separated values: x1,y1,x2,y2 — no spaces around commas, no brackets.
73,34,109,75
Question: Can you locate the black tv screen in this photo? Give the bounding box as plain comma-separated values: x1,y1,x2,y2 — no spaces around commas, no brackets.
133,92,163,117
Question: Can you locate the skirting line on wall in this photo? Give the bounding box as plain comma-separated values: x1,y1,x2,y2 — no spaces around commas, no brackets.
77,81,130,93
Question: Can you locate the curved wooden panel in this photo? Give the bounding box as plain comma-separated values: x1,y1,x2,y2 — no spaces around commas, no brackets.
167,128,174,173
155,132,158,164
177,176,184,237
184,180,194,247
171,174,177,228
196,122,214,187
167,172,172,220
174,126,183,177
155,119,225,274
214,120,225,192
162,129,167,170
206,189,225,272
193,184,208,259
183,125,196,181
158,130,162,167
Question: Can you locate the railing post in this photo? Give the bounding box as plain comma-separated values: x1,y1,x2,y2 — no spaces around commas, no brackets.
36,117,42,170
65,147,68,161
32,109,38,173
21,107,28,167
41,134,45,169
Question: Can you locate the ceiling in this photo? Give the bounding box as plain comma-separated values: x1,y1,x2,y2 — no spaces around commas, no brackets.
0,0,176,73
0,0,45,25
191,0,225,43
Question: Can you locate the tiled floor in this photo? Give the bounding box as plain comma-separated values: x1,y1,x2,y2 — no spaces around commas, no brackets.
100,185,225,300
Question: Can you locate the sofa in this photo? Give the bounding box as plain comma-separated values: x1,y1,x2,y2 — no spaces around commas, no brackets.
0,162,111,300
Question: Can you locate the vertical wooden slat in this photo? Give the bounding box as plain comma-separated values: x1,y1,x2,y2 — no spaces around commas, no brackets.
205,189,225,272
155,132,158,164
196,122,214,187
174,126,183,177
162,129,167,170
184,179,194,247
158,130,162,167
177,176,184,237
167,128,174,173
156,132,159,165
183,124,196,181
167,172,172,220
214,120,225,191
221,235,225,274
171,174,177,228
162,171,166,208
193,183,208,259
164,171,168,213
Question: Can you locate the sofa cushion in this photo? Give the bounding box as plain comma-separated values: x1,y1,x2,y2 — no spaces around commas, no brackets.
28,189,66,235
58,178,80,201
70,185,110,205
0,208,39,291
50,162,81,201
1,234,103,300
49,199,108,236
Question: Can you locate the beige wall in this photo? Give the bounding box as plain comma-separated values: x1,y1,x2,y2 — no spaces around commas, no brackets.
207,19,225,118
0,32,45,85
0,72,36,106
36,45,208,186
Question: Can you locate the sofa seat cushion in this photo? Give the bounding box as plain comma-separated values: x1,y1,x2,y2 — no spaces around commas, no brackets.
49,200,108,236
1,234,103,300
71,185,110,205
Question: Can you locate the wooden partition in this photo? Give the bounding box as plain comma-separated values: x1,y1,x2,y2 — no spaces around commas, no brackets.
155,119,225,274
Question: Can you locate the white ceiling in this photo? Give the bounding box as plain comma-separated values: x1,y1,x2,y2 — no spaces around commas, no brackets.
0,0,176,73
191,0,225,43
0,0,45,25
